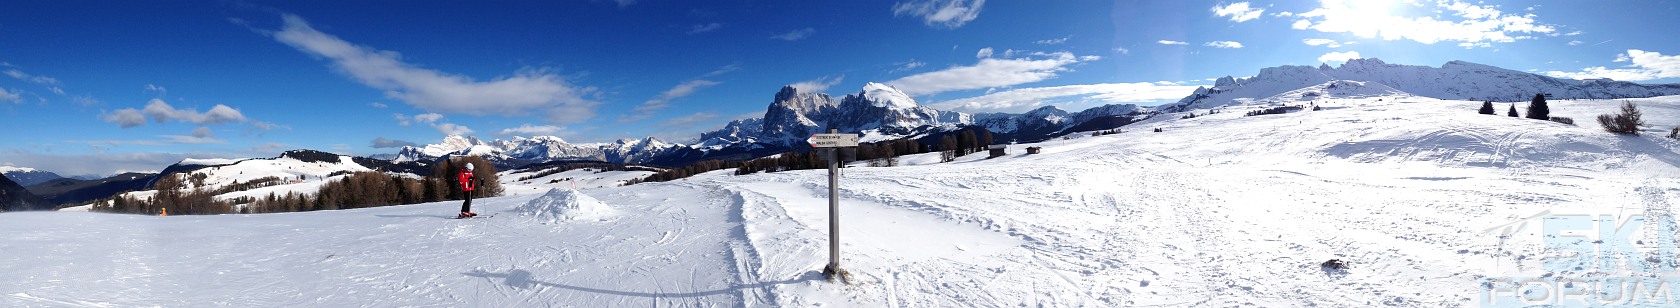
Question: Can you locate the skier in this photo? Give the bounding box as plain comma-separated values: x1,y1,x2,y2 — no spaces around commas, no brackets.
457,163,477,218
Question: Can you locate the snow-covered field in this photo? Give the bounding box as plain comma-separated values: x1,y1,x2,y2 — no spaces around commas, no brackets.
499,167,656,194
4,95,1679,306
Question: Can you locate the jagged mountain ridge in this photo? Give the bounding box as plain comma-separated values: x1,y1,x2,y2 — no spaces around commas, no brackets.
1163,58,1680,112
398,82,1147,167
699,82,1138,146
390,135,677,166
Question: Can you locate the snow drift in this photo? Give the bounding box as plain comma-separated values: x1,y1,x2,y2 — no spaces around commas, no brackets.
515,188,614,223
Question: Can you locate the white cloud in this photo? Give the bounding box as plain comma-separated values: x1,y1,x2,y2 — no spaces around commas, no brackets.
929,82,1205,113
369,102,387,108
892,0,986,29
770,28,815,41
789,75,844,93
891,60,926,73
4,69,59,86
104,109,146,127
1035,36,1071,45
499,124,565,136
660,112,719,128
102,99,248,128
1543,49,1680,81
71,95,98,106
161,127,226,145
191,126,213,138
1211,2,1265,23
976,47,994,58
435,123,474,136
1567,40,1583,46
1114,47,1130,55
886,51,1096,96
1317,51,1362,63
1291,0,1556,47
412,113,444,124
703,64,742,78
1564,30,1582,36
393,112,471,136
370,137,418,148
271,14,599,124
688,23,723,34
1303,38,1345,48
626,79,722,122
0,88,19,103
1204,41,1244,49
1157,40,1189,45
145,84,167,96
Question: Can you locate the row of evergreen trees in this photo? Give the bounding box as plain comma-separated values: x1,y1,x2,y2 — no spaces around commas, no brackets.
90,157,503,216
1477,94,1558,120
628,130,995,184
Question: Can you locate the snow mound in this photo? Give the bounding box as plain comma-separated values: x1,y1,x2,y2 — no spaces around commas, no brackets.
515,188,615,223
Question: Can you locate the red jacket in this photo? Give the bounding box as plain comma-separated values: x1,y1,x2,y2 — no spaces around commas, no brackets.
458,169,475,192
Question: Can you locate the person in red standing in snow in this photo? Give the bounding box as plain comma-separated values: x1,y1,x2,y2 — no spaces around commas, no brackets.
458,163,477,218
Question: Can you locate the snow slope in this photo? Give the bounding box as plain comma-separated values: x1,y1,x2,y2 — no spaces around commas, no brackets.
5,94,1680,306
498,167,655,195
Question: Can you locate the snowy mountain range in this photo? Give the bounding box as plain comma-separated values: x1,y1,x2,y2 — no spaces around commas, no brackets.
386,135,678,167
0,166,65,187
391,82,1148,167
1162,58,1680,112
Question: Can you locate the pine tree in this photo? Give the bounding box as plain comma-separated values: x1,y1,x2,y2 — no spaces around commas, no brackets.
1507,104,1519,117
1526,94,1549,120
1478,101,1495,114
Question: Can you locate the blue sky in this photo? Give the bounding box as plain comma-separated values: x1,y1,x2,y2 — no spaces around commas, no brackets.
2,0,1676,176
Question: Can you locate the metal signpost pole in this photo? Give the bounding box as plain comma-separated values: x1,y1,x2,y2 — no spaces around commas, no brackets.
827,142,840,276
808,129,858,282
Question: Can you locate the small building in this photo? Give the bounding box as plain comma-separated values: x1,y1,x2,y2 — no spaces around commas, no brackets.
987,144,1008,158
1026,147,1042,154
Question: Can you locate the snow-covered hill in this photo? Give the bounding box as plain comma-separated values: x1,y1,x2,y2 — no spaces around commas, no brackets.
9,89,1680,306
1164,58,1680,112
498,166,656,194
0,166,64,187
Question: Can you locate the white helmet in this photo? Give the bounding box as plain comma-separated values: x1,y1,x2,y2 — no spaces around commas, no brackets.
465,163,475,171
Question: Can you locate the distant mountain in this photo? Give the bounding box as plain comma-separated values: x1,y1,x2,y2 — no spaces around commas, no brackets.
1162,58,1680,112
27,172,156,207
0,174,48,211
0,166,64,186
391,135,678,168
682,83,1144,158
383,82,1152,168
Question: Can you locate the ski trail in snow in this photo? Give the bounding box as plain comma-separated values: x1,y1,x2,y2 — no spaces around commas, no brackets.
702,182,778,307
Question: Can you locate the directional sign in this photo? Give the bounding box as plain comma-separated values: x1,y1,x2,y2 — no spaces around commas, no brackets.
808,133,859,148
